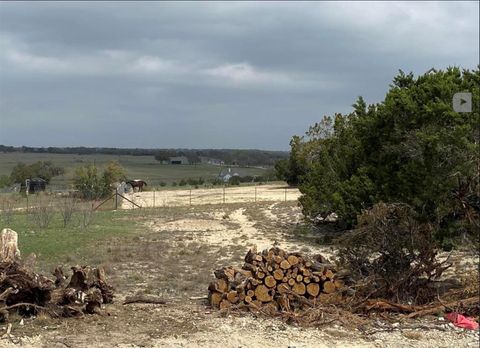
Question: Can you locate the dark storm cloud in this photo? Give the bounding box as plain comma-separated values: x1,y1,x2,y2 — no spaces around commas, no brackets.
0,2,478,149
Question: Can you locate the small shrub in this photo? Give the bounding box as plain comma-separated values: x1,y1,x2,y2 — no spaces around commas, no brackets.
73,161,125,199
78,201,95,229
29,194,55,228
228,176,241,185
1,195,19,225
0,175,11,188
58,196,77,228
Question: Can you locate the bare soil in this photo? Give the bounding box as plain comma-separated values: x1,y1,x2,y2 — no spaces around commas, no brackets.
1,200,478,348
121,184,301,208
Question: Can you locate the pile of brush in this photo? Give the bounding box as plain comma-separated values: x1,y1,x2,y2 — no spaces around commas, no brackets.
0,261,114,322
208,246,349,312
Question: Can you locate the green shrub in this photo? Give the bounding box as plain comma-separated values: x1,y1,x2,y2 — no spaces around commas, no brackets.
228,176,241,185
285,67,478,243
73,161,125,199
10,161,65,184
0,175,11,188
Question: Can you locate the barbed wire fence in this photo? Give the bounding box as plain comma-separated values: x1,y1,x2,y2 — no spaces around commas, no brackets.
120,185,300,209
0,184,299,215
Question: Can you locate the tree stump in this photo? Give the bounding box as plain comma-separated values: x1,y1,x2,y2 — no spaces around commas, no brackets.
0,229,21,262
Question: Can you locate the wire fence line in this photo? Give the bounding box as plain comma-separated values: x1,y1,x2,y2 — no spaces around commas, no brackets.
0,185,300,214
121,185,301,209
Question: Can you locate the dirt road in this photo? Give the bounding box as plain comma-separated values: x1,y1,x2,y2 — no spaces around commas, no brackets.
3,202,478,347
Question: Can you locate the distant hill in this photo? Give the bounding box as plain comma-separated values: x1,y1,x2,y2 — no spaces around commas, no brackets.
0,145,288,167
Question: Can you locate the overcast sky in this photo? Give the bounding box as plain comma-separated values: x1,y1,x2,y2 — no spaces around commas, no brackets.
0,1,478,150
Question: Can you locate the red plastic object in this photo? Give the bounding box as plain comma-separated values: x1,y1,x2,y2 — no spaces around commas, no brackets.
445,312,479,330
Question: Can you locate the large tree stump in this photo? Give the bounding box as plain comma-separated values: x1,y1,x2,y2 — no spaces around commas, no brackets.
0,232,115,322
0,229,21,262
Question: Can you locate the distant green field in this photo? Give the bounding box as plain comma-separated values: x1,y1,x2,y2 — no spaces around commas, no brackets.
0,152,268,188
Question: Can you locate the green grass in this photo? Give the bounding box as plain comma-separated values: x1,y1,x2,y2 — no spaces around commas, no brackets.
0,152,268,188
4,209,139,270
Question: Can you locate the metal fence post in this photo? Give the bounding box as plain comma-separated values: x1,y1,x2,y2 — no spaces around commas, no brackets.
115,188,118,210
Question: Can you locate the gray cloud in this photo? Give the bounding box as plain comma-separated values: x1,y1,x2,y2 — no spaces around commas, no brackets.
0,1,478,150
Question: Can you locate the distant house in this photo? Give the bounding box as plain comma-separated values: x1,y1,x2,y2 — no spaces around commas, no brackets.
22,177,47,194
207,159,225,166
218,168,239,182
169,156,190,165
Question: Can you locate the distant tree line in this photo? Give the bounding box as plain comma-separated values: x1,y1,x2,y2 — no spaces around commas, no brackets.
0,146,288,167
154,149,288,166
276,67,479,246
0,146,159,156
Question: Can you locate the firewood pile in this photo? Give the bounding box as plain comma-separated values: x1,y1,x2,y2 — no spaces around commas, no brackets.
0,261,114,322
208,246,348,312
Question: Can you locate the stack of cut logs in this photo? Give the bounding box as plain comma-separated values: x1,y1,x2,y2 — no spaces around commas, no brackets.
208,246,345,311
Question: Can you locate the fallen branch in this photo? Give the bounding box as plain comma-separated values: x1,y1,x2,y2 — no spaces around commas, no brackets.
358,296,479,318
189,296,208,300
123,295,167,305
406,297,479,318
358,299,421,313
4,303,49,311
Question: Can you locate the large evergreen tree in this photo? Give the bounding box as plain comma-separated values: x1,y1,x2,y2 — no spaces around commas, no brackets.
290,67,479,243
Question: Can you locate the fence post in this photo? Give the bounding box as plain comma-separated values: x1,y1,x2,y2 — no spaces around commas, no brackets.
223,186,226,204
115,188,118,210
189,189,192,206
284,188,287,202
255,185,257,202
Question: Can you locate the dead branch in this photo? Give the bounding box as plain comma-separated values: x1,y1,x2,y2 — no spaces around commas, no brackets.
357,296,479,318
123,295,167,305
